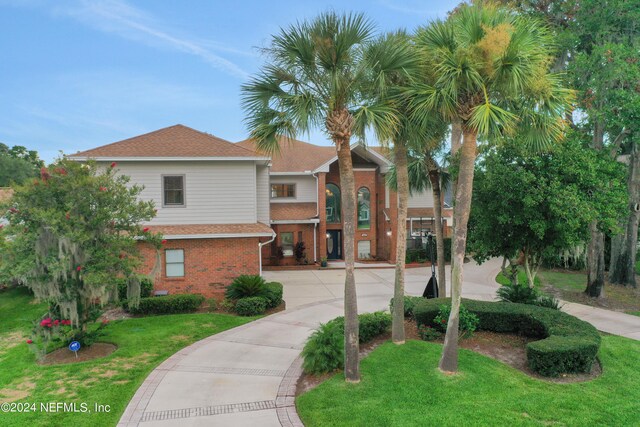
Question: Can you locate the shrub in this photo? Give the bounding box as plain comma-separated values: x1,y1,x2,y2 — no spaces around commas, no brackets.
389,296,423,318
433,304,479,338
497,283,561,310
413,298,600,377
302,321,344,374
264,282,284,309
497,283,539,305
129,294,205,315
220,298,236,312
418,324,442,341
206,298,218,312
302,311,392,374
225,275,268,300
235,297,267,316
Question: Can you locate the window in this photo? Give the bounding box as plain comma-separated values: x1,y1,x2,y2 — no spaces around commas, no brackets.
357,241,371,259
281,232,294,257
357,187,370,229
165,249,184,277
163,175,185,206
326,183,341,223
271,184,296,198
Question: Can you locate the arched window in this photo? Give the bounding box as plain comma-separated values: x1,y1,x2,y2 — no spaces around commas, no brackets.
326,183,341,223
357,187,370,229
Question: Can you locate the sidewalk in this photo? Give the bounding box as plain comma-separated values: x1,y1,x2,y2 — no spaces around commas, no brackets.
118,259,640,426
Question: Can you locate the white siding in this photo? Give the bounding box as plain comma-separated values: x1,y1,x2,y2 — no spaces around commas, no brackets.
256,165,270,224
270,175,317,203
408,188,435,209
112,161,258,225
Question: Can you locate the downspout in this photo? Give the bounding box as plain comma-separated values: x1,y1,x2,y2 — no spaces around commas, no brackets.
313,172,319,262
259,232,277,276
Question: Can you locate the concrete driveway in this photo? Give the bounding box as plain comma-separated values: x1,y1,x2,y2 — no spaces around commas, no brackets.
119,258,640,426
265,259,502,310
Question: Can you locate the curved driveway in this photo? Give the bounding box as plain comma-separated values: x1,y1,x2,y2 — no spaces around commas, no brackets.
118,259,640,426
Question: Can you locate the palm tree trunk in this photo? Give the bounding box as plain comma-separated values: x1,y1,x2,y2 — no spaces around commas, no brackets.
439,129,476,373
392,143,408,344
426,154,446,296
336,135,360,383
449,119,463,275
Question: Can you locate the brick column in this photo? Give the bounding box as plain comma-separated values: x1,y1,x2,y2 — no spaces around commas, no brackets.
317,172,327,261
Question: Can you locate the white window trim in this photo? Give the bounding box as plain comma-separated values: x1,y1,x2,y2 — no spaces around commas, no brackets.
165,249,185,277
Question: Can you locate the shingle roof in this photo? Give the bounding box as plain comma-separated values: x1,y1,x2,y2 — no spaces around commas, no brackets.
145,223,273,238
271,203,318,221
70,125,264,159
237,136,335,173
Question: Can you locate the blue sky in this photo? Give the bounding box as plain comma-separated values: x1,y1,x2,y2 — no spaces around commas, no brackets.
0,0,460,162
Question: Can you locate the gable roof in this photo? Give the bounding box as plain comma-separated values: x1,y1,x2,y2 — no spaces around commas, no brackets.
237,136,335,173
236,136,391,173
69,125,268,160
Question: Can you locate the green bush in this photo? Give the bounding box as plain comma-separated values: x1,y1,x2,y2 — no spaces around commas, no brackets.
129,294,205,315
225,275,268,300
497,283,561,310
302,311,392,374
264,282,284,309
418,324,442,341
235,296,267,316
302,321,344,374
206,298,218,312
413,298,600,377
433,304,479,338
116,276,154,301
389,296,423,318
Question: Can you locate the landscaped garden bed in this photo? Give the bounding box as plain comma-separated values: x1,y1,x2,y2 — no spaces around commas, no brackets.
0,286,257,427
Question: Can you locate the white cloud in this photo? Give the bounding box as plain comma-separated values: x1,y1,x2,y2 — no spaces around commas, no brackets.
55,0,250,79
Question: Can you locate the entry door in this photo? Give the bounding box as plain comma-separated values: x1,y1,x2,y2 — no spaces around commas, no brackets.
326,230,342,260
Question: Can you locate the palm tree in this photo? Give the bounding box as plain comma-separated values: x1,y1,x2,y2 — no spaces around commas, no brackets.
411,2,573,373
242,12,401,383
360,32,422,344
387,141,450,297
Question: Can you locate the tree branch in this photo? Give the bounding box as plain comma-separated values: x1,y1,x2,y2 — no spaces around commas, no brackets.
609,127,630,159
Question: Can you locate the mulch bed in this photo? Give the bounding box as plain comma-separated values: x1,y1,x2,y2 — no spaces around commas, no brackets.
297,319,601,395
38,342,117,365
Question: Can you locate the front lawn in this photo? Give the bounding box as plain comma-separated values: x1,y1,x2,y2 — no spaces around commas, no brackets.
297,336,640,426
0,287,255,427
495,269,541,288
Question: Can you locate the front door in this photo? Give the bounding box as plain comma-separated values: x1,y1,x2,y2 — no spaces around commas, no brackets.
326,230,342,260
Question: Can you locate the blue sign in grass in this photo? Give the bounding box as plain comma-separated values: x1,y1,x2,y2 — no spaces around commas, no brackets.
69,341,81,352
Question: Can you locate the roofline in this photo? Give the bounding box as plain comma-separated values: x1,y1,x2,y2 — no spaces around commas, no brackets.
270,171,314,176
67,156,271,162
270,219,320,224
163,232,274,239
312,143,392,173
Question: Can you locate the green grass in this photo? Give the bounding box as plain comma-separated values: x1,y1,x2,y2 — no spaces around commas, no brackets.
537,270,586,292
297,337,640,426
628,311,640,317
0,287,255,426
495,268,541,288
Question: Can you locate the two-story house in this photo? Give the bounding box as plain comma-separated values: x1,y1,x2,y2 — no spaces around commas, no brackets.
69,125,451,297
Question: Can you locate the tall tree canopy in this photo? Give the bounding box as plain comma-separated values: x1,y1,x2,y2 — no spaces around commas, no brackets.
469,136,627,287
0,143,44,187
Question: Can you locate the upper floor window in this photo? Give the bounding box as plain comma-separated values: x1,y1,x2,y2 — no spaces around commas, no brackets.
326,183,341,223
163,175,185,207
357,187,370,229
271,184,296,198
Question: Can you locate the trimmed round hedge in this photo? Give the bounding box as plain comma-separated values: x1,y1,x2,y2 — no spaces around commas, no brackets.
413,298,601,377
